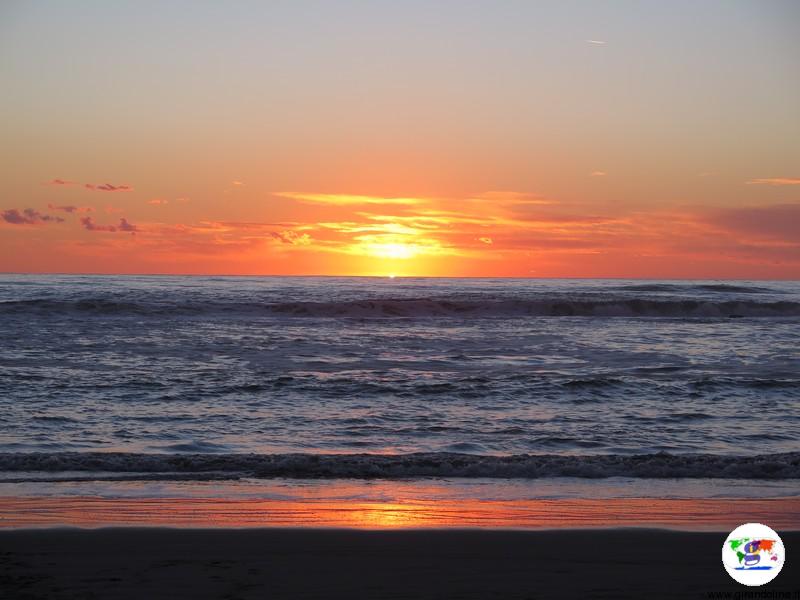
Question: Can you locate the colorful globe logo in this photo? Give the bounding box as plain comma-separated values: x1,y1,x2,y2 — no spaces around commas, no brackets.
722,523,785,586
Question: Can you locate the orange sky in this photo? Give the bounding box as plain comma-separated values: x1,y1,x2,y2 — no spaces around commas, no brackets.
2,184,799,278
1,1,798,278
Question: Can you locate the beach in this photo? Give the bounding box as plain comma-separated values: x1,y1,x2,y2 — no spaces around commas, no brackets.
2,491,798,598
2,527,798,599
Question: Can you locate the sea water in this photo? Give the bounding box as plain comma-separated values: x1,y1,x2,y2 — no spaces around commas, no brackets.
1,275,798,491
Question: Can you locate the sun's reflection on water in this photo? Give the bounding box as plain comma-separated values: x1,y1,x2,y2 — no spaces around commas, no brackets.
1,489,798,530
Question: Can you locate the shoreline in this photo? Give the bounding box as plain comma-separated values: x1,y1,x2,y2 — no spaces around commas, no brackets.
2,527,798,599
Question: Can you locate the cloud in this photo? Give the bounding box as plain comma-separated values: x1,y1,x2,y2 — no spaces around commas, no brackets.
48,203,92,213
85,183,133,192
118,218,138,233
270,230,311,245
48,178,134,192
471,191,553,205
706,203,800,243
49,195,800,276
197,220,298,232
279,191,557,212
2,208,64,225
746,178,800,186
283,190,625,262
586,40,606,45
590,171,607,177
80,216,138,233
147,196,188,206
80,216,116,232
231,181,244,186
276,192,423,206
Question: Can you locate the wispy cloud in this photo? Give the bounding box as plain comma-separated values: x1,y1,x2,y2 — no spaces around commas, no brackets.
746,178,800,186
147,198,169,205
48,179,134,192
270,230,311,245
85,183,133,192
48,203,92,213
2,208,64,225
261,191,628,262
276,192,423,206
586,40,606,45
590,171,607,177
471,191,553,205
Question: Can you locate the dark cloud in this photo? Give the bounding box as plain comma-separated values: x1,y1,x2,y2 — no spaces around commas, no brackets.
118,218,138,233
48,179,133,192
49,204,78,213
80,216,117,232
85,183,133,192
80,216,138,233
2,208,64,225
709,203,800,243
48,203,93,214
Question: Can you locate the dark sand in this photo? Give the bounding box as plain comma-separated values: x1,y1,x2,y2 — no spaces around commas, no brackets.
1,528,798,599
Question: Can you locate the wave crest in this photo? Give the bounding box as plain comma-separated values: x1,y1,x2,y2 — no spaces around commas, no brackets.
2,451,797,480
2,297,799,318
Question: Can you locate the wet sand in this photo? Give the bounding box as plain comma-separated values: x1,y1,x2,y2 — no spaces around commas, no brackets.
1,528,798,599
2,494,799,530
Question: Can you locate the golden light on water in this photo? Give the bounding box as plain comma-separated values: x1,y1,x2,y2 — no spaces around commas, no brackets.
1,495,798,530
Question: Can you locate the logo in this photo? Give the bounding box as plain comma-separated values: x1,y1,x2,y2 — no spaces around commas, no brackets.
722,523,785,586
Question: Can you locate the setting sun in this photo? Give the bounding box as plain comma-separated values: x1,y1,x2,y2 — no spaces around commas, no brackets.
365,242,418,260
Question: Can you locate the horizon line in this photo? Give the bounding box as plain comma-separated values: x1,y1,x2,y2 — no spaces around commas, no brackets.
0,271,798,282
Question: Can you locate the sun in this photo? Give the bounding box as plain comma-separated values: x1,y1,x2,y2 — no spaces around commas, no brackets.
341,234,453,276
369,242,418,260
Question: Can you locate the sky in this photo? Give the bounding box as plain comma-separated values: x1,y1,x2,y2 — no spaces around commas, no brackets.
1,0,798,278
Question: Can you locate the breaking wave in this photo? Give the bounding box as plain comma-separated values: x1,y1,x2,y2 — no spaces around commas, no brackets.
615,283,775,294
2,451,798,481
2,297,799,318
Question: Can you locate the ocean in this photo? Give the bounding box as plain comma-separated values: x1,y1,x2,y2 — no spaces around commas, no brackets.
1,275,799,526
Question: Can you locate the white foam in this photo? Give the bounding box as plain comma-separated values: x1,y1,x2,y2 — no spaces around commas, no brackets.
1,451,797,481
